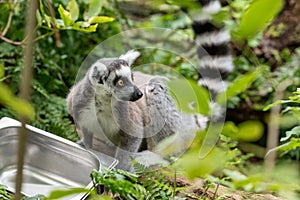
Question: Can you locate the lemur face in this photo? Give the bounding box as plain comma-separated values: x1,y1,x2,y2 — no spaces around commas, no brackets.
88,50,143,102
107,59,143,101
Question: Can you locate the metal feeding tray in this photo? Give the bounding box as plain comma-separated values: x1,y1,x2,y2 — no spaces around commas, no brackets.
0,117,118,199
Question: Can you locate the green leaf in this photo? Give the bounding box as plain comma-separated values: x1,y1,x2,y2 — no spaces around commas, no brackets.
88,194,113,200
44,15,52,28
216,67,262,104
39,0,45,15
223,170,266,192
67,0,79,21
222,121,239,138
222,120,263,142
88,16,114,24
236,120,264,142
263,99,291,111
223,169,247,182
47,188,90,199
54,19,65,28
58,4,73,26
237,0,284,39
85,0,103,20
36,10,42,27
279,138,300,154
281,126,300,142
72,21,98,32
23,194,46,200
178,147,226,179
0,63,4,79
167,79,210,115
38,0,51,27
0,83,35,120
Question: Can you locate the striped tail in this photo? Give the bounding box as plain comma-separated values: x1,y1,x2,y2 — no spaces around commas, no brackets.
191,0,234,100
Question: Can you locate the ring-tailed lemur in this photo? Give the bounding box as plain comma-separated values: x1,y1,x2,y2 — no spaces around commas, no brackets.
67,50,205,170
67,0,233,170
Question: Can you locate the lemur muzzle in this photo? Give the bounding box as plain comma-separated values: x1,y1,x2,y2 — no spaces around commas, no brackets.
130,86,143,101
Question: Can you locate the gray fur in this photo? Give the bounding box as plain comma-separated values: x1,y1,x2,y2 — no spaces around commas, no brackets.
119,50,141,66
67,50,207,170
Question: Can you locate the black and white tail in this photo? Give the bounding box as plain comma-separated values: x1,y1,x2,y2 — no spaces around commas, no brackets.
191,0,234,100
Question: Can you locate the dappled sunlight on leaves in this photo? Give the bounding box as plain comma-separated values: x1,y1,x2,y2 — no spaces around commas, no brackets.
168,78,210,115
177,146,227,179
234,0,284,39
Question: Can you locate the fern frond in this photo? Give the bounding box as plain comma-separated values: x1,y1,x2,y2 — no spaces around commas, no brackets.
132,159,149,175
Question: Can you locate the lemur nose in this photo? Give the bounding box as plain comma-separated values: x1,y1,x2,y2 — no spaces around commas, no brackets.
130,86,143,101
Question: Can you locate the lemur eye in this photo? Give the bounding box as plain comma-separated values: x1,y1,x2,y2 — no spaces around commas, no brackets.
117,79,124,86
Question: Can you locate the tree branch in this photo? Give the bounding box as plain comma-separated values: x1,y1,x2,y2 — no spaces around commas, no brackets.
46,0,62,47
0,0,23,46
14,0,38,199
1,0,18,36
0,34,22,46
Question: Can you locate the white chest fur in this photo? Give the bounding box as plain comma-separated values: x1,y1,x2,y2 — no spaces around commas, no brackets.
94,92,120,137
78,99,105,143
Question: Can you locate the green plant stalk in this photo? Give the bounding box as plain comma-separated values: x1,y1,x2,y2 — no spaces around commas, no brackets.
200,185,209,199
173,169,176,200
264,79,292,174
212,182,219,199
14,0,38,199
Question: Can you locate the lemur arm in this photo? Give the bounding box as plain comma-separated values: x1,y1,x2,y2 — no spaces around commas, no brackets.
66,76,99,148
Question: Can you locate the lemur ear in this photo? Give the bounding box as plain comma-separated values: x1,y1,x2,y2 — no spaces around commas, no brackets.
88,62,107,85
119,50,140,66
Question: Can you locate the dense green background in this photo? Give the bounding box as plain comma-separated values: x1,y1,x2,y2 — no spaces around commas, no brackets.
0,0,299,198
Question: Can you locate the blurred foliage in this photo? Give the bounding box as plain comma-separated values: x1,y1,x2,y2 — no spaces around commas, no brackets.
47,188,90,199
167,78,210,115
233,0,284,39
0,184,11,200
264,89,300,159
0,184,46,200
216,66,263,104
0,0,299,199
222,120,264,142
0,82,35,120
90,164,177,200
40,0,114,33
0,0,121,140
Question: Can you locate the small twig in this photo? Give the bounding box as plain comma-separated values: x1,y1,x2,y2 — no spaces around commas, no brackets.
173,169,177,199
0,0,23,46
33,31,54,43
1,0,18,37
0,35,22,46
46,0,62,47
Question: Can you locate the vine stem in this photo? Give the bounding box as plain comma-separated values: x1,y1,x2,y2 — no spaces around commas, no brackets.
14,0,38,199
